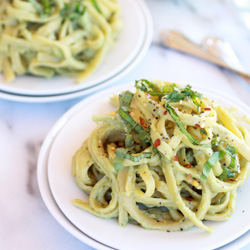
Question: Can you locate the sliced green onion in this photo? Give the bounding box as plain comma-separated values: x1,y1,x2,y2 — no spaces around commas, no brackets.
135,80,203,113
28,0,52,16
119,91,133,109
135,79,157,92
166,90,184,102
115,148,151,162
193,99,200,114
211,138,238,180
135,79,173,100
42,0,52,15
28,0,44,14
219,144,238,180
201,150,226,181
162,84,177,93
179,85,202,114
114,149,152,170
114,156,124,170
152,147,158,154
165,103,201,145
91,0,102,13
219,167,236,180
125,134,133,148
219,168,228,180
227,145,236,170
60,2,86,20
211,137,220,146
200,128,207,135
118,108,151,143
226,144,237,157
186,149,195,164
118,91,150,144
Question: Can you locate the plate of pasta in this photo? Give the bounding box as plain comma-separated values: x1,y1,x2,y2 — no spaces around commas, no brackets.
40,79,250,250
0,0,150,98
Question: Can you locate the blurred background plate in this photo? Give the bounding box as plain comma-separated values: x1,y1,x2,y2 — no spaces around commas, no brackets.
0,0,153,103
0,0,150,98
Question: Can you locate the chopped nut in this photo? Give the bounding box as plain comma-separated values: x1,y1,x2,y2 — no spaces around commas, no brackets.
130,112,135,117
192,180,199,187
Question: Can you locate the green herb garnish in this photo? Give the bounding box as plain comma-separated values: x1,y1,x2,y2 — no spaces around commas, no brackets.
135,79,175,100
135,80,202,113
91,0,102,13
118,108,151,143
118,91,151,144
118,91,136,149
115,148,151,162
167,85,202,113
28,0,52,17
60,1,86,20
114,156,124,170
201,144,238,181
218,145,238,180
166,90,184,102
28,0,43,14
119,91,133,111
42,0,52,15
165,103,201,146
114,91,154,170
114,148,152,170
201,151,226,181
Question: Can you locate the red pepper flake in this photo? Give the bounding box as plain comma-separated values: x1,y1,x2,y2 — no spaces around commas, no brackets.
139,117,144,125
187,174,192,180
143,124,148,128
228,179,235,181
183,197,192,202
173,155,178,161
204,108,211,111
145,93,151,99
183,163,192,168
193,124,200,129
163,110,168,115
153,138,161,148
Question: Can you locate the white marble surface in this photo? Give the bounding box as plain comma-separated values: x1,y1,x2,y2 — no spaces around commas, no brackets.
1,0,250,249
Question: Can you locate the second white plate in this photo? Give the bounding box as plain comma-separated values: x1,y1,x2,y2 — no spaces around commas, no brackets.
0,0,146,97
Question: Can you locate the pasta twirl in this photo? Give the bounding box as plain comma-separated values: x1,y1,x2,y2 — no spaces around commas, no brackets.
72,79,250,232
0,0,122,82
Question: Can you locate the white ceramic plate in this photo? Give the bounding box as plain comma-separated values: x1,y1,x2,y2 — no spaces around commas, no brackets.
43,83,250,250
37,119,250,250
0,0,152,103
0,0,145,97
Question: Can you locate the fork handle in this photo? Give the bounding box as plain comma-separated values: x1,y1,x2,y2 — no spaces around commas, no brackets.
161,30,250,79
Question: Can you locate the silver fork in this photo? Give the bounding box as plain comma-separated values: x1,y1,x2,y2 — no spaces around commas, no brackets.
161,30,250,84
